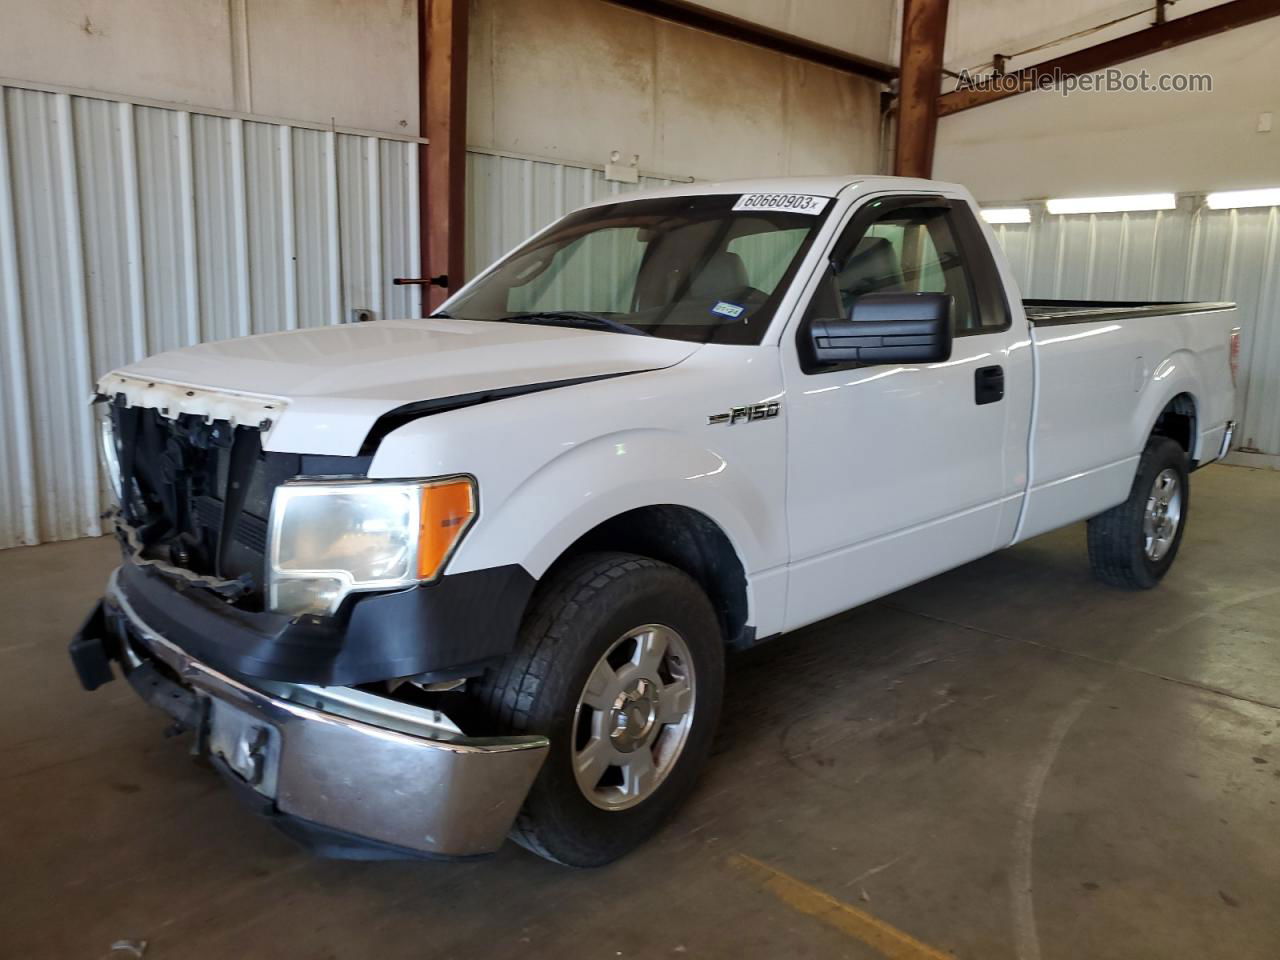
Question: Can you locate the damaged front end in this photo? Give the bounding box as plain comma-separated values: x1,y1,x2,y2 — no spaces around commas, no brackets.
74,387,545,859
100,393,368,608
75,572,547,859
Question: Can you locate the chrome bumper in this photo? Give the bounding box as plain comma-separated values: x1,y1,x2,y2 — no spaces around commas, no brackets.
1218,419,1237,460
104,570,548,859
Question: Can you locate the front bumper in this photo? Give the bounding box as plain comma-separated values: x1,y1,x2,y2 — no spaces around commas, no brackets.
105,545,535,687
75,569,548,860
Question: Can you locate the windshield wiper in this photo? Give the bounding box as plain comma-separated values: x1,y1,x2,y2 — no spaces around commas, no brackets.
495,311,653,337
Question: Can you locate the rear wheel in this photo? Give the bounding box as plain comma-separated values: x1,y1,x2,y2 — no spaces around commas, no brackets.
1087,435,1190,589
472,552,724,866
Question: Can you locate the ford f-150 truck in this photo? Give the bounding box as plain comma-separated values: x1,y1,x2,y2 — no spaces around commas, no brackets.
72,175,1240,866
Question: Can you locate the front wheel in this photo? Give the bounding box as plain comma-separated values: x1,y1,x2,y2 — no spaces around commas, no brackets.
1087,435,1190,589
472,552,724,866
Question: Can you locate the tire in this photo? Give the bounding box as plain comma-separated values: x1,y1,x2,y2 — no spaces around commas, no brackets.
1087,435,1190,589
472,551,725,866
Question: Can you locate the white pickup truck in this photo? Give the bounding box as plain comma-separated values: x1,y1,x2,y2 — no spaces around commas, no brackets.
72,175,1239,866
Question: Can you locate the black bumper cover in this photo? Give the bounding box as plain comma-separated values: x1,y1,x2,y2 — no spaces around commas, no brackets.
77,559,535,687
70,601,117,690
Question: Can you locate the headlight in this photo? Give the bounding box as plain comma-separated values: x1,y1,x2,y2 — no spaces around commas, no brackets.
267,476,477,618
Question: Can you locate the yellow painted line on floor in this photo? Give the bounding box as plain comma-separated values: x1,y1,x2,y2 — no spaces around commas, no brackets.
729,853,953,960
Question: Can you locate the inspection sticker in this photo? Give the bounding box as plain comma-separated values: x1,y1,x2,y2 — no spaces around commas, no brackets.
711,301,745,319
732,193,827,215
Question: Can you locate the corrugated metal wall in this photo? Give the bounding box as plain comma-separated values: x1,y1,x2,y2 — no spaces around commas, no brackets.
989,198,1280,459
0,81,422,549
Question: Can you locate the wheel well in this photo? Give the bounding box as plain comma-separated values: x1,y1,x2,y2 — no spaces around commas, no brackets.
551,505,750,647
1152,393,1197,458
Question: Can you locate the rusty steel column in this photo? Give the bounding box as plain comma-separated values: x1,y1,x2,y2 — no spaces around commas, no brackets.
419,0,469,312
894,0,949,179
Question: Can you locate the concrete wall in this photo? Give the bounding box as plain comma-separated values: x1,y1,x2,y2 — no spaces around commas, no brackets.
0,0,418,135
467,0,885,181
684,0,897,63
942,0,1140,73
933,5,1280,201
4,0,890,178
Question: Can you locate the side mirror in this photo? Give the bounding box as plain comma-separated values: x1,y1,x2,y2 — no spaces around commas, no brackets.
810,292,954,366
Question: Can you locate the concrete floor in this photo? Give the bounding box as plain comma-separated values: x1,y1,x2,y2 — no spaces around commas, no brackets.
2,463,1278,960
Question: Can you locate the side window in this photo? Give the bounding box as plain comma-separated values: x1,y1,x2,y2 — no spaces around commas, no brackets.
806,200,1006,336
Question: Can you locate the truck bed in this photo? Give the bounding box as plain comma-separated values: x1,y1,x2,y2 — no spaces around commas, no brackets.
1024,299,1235,326
1016,295,1238,542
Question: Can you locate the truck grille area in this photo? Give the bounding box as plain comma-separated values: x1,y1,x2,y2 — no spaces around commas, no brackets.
108,403,370,609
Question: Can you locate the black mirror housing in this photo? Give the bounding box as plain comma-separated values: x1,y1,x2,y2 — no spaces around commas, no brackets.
810,292,954,366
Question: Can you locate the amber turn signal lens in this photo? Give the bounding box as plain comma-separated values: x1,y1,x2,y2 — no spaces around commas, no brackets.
417,478,477,579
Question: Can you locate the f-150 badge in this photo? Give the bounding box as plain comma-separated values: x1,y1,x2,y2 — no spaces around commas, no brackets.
708,401,780,425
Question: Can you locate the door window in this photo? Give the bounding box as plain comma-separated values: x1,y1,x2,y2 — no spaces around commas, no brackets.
804,199,1008,339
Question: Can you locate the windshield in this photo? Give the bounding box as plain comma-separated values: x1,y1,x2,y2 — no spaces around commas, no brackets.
444,193,832,345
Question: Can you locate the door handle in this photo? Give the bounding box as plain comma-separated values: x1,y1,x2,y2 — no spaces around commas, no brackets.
975,365,1004,405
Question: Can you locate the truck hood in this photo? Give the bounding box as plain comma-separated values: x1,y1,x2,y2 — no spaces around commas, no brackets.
100,318,699,456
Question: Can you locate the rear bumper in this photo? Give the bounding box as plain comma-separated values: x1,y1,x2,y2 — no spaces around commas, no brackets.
75,569,548,860
1195,419,1236,469
1217,420,1237,461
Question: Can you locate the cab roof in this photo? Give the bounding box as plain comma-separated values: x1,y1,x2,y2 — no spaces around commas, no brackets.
581,174,967,208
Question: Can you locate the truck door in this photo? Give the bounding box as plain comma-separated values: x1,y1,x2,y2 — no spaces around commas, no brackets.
781,193,1031,631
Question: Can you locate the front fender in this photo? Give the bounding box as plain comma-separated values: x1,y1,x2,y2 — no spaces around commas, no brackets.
366,343,789,635
450,427,782,581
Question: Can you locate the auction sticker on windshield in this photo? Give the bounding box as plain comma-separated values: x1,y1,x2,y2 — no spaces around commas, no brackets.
732,193,827,215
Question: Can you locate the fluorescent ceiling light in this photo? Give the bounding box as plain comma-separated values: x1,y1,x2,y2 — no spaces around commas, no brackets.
1046,193,1176,215
1206,188,1280,210
981,207,1031,224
